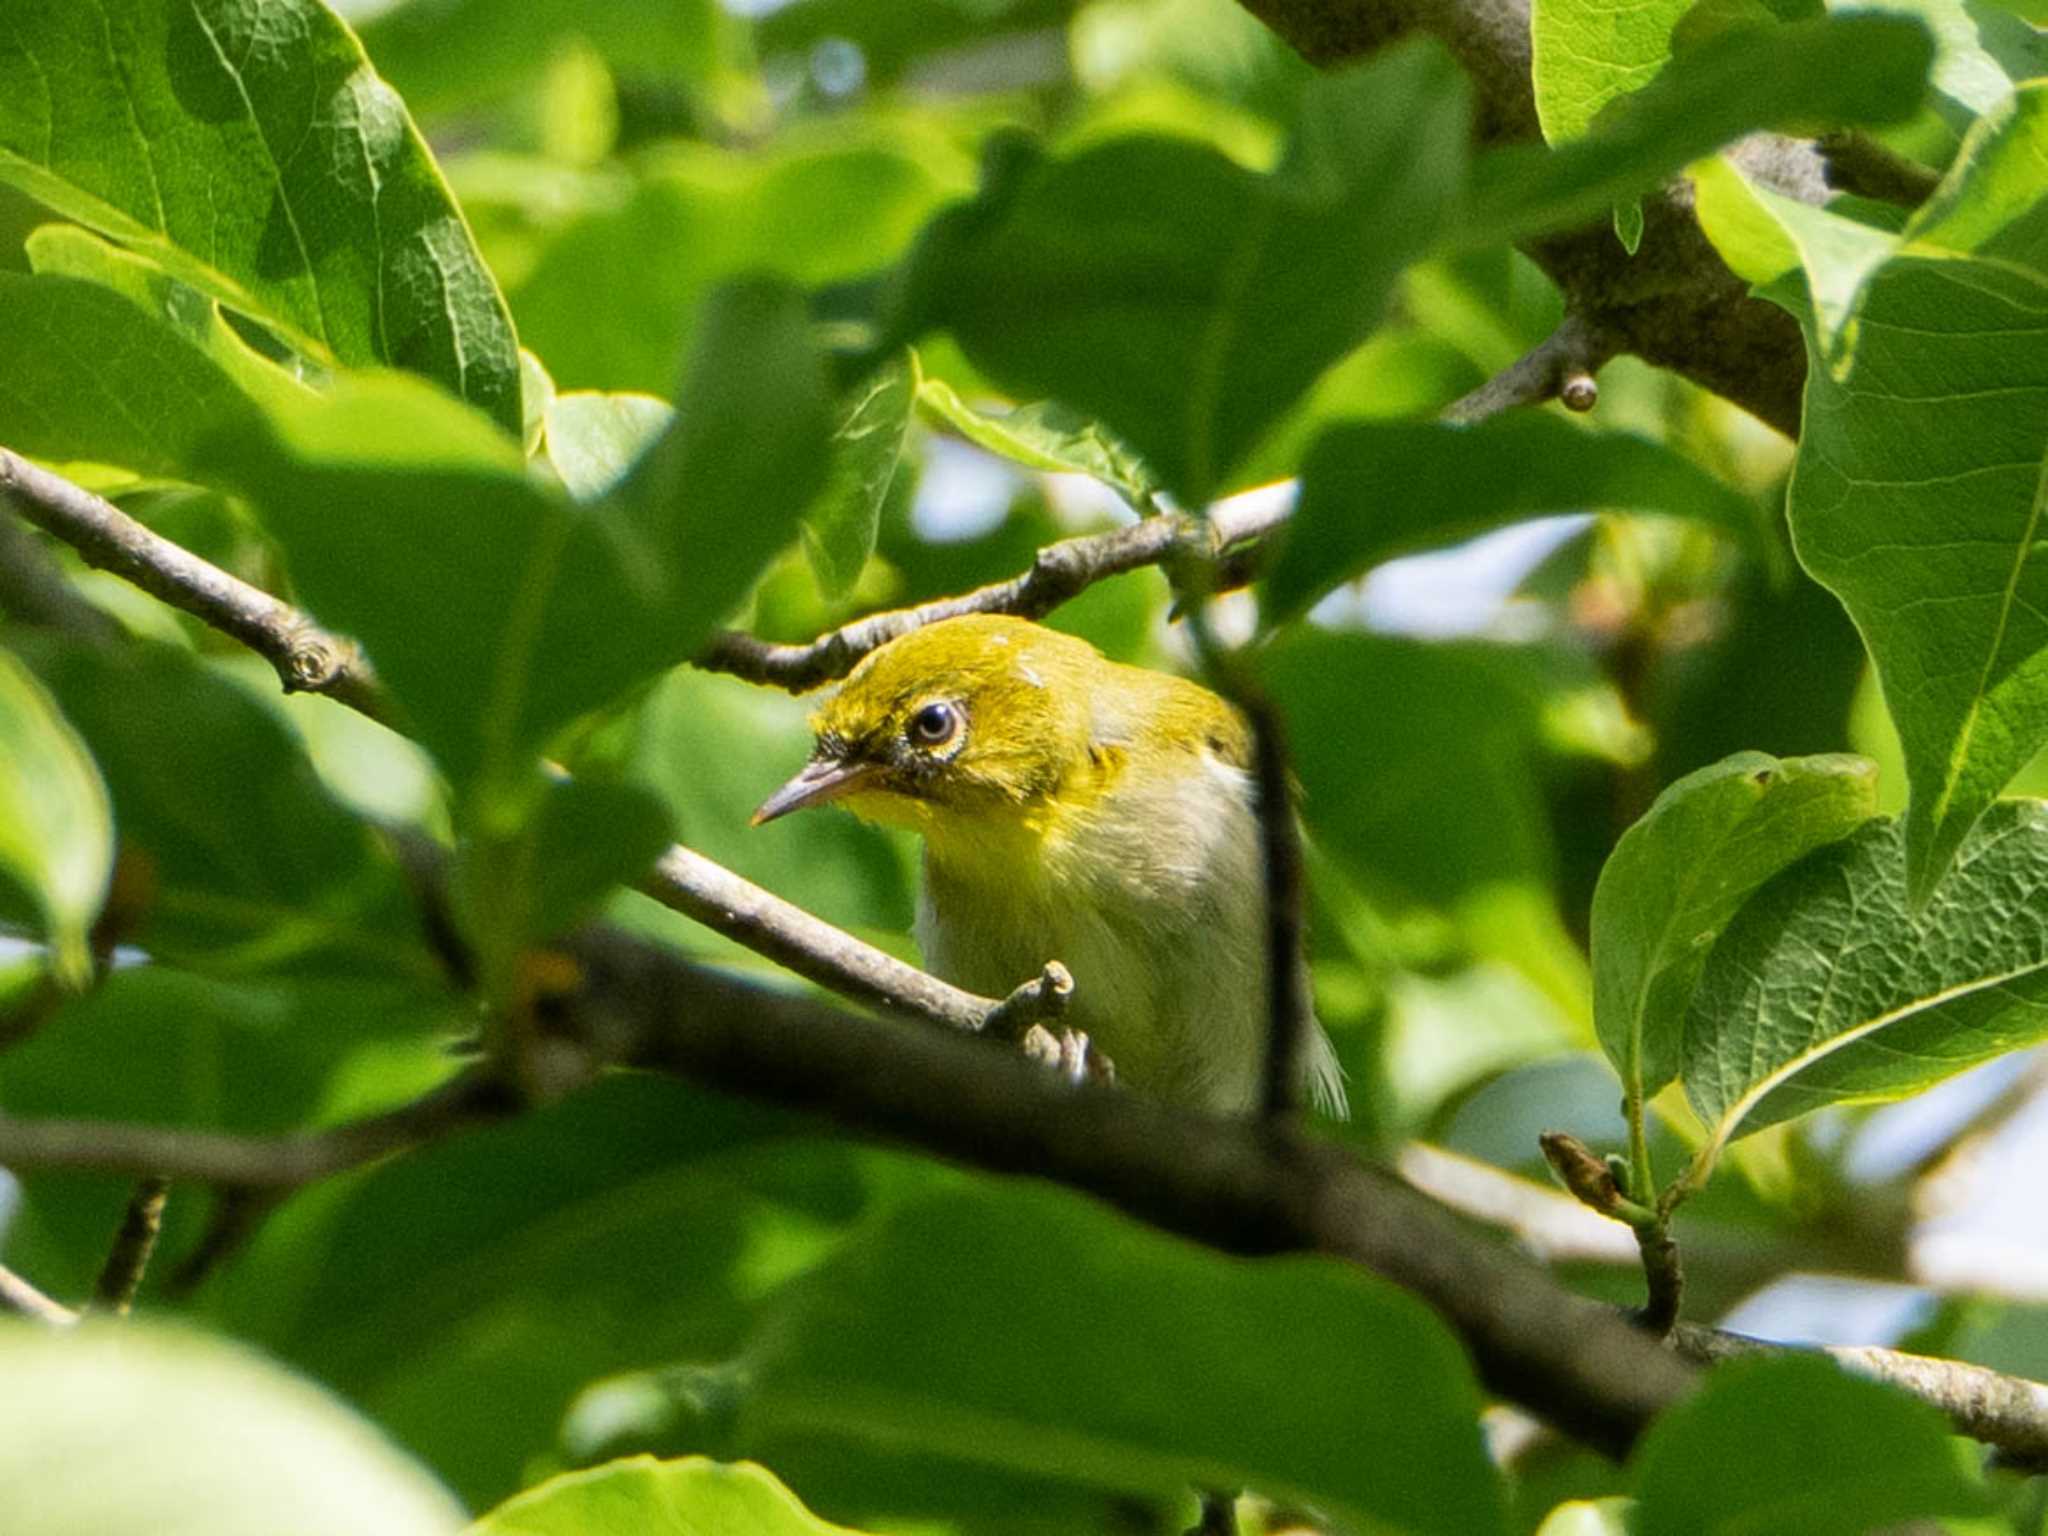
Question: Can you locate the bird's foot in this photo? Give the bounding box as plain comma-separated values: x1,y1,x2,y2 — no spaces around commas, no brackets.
1020,1023,1114,1087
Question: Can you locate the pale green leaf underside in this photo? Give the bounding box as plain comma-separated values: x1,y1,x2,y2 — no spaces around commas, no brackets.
915,373,1162,509
1683,800,2048,1150
0,0,520,432
466,1456,868,1536
0,650,113,990
1530,0,1690,144
544,392,675,502
805,351,915,598
0,1320,463,1536
1591,751,1877,1103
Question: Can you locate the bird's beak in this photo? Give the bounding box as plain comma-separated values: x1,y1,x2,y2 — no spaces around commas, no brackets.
750,756,879,826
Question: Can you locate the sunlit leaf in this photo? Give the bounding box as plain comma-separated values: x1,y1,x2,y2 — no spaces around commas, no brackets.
466,1456,870,1536
0,648,111,990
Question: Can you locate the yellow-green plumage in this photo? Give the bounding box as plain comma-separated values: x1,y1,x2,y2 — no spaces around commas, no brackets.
758,615,1344,1116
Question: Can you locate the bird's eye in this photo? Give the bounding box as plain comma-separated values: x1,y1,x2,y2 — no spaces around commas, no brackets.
907,700,964,749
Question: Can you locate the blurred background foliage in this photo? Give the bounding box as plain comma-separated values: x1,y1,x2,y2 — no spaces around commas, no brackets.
3,0,2048,1531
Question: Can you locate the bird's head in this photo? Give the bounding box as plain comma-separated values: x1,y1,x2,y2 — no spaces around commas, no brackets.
752,615,1103,839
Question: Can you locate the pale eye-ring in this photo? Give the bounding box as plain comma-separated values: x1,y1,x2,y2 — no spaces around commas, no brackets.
907,700,964,749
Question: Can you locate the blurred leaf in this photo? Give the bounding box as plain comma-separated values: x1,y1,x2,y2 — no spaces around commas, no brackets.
757,0,1075,90
0,0,520,432
1789,253,2048,906
883,40,1471,506
1682,801,2048,1155
357,0,723,121
1530,1499,1631,1536
219,1075,878,1508
1531,0,1690,143
1590,751,1876,1107
1628,1355,1986,1536
916,373,1162,508
1467,14,1934,245
0,967,462,1297
0,1320,464,1536
805,353,914,599
544,392,675,501
0,647,111,989
521,350,557,459
0,272,263,479
1847,0,2043,130
214,281,831,788
732,1182,1507,1535
467,1456,869,1535
508,139,968,394
1263,416,1774,626
524,776,674,940
20,638,420,973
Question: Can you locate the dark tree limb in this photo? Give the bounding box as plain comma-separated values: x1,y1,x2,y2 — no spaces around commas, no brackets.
89,1175,170,1315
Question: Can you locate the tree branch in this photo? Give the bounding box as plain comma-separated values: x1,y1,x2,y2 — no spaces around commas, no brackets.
0,1263,78,1327
1235,0,1820,436
1671,1323,2048,1472
89,1175,170,1315
1442,313,1615,423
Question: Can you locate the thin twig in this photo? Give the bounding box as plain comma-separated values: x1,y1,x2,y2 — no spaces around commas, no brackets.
0,1263,77,1326
89,1175,170,1315
0,1068,510,1186
1671,1323,2048,1472
1816,130,1941,208
164,1187,274,1297
0,448,386,719
1442,314,1616,425
1243,692,1309,1122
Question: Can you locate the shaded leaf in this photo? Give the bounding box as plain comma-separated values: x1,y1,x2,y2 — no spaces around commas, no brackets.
735,1182,1506,1536
1263,415,1774,626
526,776,674,940
1682,800,2048,1153
213,281,831,787
0,647,111,989
466,1456,869,1536
882,40,1470,506
1590,751,1877,1105
1468,14,1934,245
1629,1355,1986,1536
0,0,520,432
0,1321,464,1536
916,374,1161,508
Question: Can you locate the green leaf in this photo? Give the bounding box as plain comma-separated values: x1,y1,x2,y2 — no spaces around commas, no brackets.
734,1182,1506,1536
0,967,462,1297
1589,752,1877,1107
1531,0,1691,144
1682,800,2048,1155
467,1456,868,1536
1468,14,1935,246
0,1320,465,1536
544,392,676,501
0,0,521,433
1845,0,2044,130
1262,416,1775,627
26,224,316,413
1911,79,2048,271
0,272,263,479
805,353,914,599
526,776,674,941
213,280,831,787
883,39,1471,507
220,1076,874,1508
915,373,1162,509
505,137,968,396
18,638,415,974
0,647,111,990
356,0,724,123
1629,1355,1986,1536
1788,254,2048,905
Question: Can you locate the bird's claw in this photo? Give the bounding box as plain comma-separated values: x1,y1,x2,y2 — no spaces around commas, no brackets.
1020,1024,1114,1086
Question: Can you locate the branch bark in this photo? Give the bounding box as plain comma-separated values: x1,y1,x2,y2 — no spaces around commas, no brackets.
1233,0,1820,437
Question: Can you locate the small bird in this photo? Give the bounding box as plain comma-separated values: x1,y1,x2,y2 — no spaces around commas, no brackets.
753,614,1345,1117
